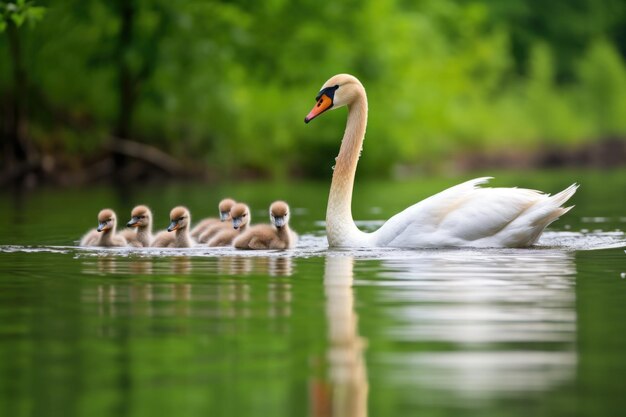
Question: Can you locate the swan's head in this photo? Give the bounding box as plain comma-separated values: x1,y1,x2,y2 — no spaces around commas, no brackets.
97,209,116,233
218,198,237,221
230,203,250,230
304,74,364,123
269,201,290,229
126,205,152,228
167,206,190,232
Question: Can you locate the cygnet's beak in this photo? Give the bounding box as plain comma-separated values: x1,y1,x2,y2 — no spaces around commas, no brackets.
127,217,140,228
97,221,109,232
167,220,180,232
220,211,230,222
232,217,242,230
273,216,285,228
305,93,333,123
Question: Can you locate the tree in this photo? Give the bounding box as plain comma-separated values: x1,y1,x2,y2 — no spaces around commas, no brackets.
0,0,45,186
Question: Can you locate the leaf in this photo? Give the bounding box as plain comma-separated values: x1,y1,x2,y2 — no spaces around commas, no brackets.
0,20,5,32
11,12,24,27
26,6,45,22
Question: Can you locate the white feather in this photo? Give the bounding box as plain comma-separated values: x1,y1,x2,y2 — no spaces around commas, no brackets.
310,74,578,249
369,179,578,248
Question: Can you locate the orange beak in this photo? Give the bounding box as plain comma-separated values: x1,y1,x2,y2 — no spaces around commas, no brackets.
305,94,333,123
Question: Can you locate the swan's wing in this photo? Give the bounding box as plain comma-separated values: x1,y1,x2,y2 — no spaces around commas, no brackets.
372,178,577,248
371,177,491,246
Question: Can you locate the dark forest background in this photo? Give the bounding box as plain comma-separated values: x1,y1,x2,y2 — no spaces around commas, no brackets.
2,0,626,188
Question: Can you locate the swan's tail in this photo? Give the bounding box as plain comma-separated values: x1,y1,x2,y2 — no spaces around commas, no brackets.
549,183,579,218
521,183,578,244
503,183,578,247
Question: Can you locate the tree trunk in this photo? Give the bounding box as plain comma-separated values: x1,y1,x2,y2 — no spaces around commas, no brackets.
3,22,31,186
113,0,137,188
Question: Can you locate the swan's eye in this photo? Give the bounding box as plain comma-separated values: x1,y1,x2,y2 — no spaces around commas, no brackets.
315,85,339,102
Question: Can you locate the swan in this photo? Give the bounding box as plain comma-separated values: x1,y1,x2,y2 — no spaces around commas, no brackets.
197,220,231,243
208,203,250,247
304,74,578,248
196,199,239,243
151,206,193,248
121,205,154,247
190,198,237,239
233,201,298,250
79,208,127,247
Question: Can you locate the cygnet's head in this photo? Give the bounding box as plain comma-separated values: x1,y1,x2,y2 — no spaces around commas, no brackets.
304,74,364,123
230,203,250,230
126,205,152,228
218,198,237,221
167,206,190,232
97,209,117,232
269,201,290,229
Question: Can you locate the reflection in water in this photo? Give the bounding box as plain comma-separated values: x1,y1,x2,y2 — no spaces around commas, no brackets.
171,256,192,274
97,256,118,274
81,254,294,278
129,258,153,275
268,281,292,319
312,255,368,417
269,256,294,277
81,255,295,328
75,248,578,408
376,249,577,400
218,256,254,275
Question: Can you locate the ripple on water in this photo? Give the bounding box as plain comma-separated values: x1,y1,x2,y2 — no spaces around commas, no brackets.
0,230,624,258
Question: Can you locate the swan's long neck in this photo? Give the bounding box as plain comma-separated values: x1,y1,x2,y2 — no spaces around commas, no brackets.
175,227,191,247
326,92,369,246
99,223,116,245
277,225,292,246
137,220,153,246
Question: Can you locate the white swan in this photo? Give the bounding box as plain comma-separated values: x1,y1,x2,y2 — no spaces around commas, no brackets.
304,74,578,248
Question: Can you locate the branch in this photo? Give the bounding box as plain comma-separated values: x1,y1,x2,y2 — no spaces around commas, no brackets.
105,137,186,175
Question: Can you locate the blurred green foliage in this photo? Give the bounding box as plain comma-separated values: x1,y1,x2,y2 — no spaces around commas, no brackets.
0,0,45,32
1,0,626,178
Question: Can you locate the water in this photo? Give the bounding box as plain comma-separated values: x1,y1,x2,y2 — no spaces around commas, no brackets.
1,170,626,417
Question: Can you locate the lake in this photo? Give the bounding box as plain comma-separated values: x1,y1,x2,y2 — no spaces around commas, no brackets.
1,169,626,417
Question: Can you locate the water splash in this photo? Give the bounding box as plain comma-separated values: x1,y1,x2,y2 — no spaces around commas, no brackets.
0,230,624,259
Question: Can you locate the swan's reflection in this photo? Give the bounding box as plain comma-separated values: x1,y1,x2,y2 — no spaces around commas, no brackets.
312,255,368,417
171,256,191,274
268,256,294,277
82,254,295,278
96,256,117,274
82,255,295,330
376,249,577,400
218,255,253,275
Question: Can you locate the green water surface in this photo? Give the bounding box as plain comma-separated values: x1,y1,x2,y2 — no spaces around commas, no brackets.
1,170,625,417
